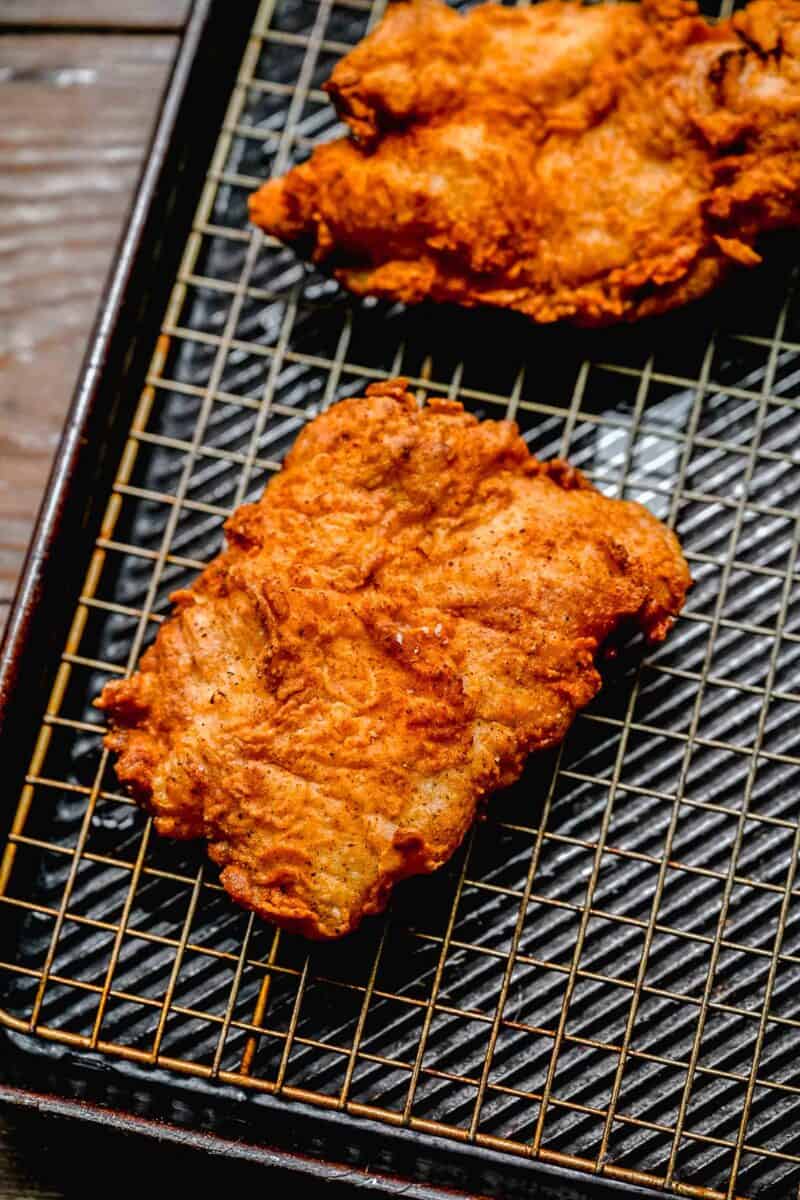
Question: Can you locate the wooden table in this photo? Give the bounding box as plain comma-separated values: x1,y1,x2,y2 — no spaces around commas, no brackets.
0,0,188,635
0,1106,361,1199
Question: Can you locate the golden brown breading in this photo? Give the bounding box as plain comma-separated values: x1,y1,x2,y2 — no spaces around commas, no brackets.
97,381,690,938
249,0,800,326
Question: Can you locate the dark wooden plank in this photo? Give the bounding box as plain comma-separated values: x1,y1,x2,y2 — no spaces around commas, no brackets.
0,1113,61,1200
0,1,188,30
0,1106,365,1198
0,34,177,631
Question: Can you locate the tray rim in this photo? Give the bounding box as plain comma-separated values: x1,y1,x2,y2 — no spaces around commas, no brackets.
0,1065,676,1200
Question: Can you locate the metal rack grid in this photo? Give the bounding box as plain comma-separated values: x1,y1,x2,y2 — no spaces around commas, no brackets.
1,0,799,1197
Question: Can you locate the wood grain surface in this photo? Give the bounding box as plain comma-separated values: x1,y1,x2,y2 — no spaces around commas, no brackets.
0,32,177,629
0,1,188,29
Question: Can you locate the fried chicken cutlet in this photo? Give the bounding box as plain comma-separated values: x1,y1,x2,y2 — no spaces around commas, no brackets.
250,0,800,326
98,381,690,938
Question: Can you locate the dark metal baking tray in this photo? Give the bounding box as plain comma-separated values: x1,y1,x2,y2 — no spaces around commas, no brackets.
1,1,799,1197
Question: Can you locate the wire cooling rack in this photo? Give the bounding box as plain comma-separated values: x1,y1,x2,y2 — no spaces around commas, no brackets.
2,1,800,1197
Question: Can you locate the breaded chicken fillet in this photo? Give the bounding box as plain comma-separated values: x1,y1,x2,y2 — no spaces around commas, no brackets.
98,381,690,938
250,0,800,325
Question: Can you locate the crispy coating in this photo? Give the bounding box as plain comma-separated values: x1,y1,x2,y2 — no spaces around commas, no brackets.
249,0,800,326
97,381,690,938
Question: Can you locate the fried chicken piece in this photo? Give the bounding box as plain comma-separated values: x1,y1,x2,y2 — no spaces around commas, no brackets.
249,0,800,326
97,381,690,938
